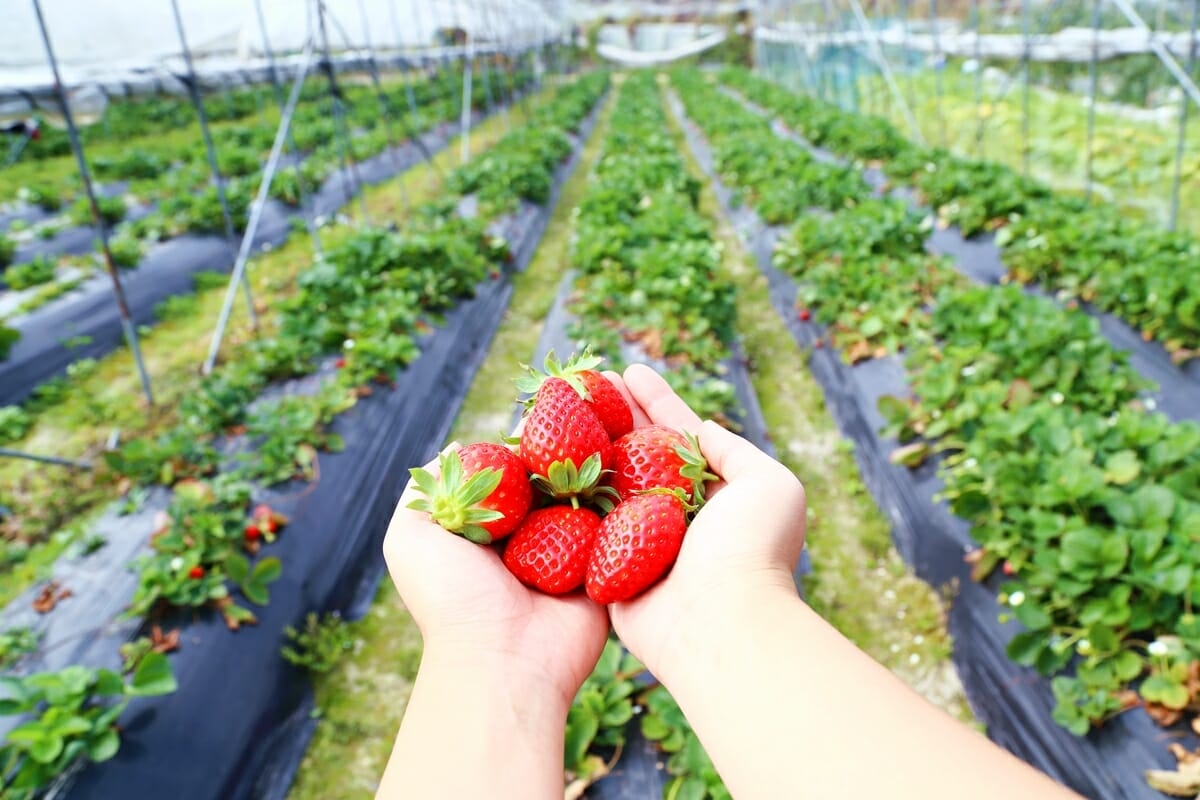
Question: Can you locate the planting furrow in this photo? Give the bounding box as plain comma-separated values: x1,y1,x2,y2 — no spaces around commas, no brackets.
0,74,609,800
716,78,1200,426
720,67,1200,382
671,68,1198,798
0,75,532,408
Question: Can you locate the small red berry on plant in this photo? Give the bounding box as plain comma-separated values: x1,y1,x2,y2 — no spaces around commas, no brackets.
245,524,262,541
188,566,205,579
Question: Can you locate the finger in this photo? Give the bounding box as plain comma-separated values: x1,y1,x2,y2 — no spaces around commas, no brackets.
696,420,782,484
603,369,652,428
623,364,702,431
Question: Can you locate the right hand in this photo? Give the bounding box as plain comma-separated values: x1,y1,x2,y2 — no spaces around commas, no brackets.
603,365,808,679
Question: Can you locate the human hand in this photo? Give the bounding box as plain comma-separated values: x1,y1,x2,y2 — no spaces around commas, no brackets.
603,364,807,680
384,443,609,709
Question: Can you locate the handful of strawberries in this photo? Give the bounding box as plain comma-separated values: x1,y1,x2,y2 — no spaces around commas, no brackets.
408,351,715,604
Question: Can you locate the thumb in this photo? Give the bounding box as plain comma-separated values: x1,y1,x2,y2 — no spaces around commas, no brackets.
697,420,780,484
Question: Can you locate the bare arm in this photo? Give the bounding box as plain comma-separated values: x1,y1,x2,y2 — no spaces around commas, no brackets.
607,365,1079,800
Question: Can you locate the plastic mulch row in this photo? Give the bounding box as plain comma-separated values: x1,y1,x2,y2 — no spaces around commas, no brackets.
0,95,605,800
669,87,1175,800
726,85,1200,424
0,96,516,408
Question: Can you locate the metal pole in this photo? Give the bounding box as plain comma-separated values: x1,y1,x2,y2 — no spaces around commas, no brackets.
168,0,258,330
316,0,370,222
1021,0,1032,175
460,42,475,165
900,0,916,116
1108,0,1200,110
31,0,154,406
846,0,926,143
254,0,322,256
1085,0,1101,202
353,0,412,213
973,0,984,157
0,447,92,470
204,41,316,375
1170,0,1199,230
931,0,945,146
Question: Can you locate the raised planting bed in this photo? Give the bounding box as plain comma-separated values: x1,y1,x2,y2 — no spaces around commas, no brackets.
720,66,1200,374
529,71,779,800
0,70,536,408
671,67,1200,799
715,78,1200,428
0,72,610,800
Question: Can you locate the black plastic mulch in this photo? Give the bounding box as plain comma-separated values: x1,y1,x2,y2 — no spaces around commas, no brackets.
0,109,487,407
671,87,1177,800
0,96,604,800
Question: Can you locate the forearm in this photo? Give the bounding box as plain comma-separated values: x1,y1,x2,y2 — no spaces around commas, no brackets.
661,587,1078,800
378,644,569,800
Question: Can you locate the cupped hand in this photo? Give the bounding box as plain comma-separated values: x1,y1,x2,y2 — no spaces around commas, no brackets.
603,364,808,679
384,446,609,708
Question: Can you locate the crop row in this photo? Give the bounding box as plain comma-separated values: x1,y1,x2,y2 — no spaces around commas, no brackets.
561,72,736,799
0,72,609,799
672,67,1200,744
720,66,1200,363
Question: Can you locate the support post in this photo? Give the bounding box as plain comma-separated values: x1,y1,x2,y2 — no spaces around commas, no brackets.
31,0,154,405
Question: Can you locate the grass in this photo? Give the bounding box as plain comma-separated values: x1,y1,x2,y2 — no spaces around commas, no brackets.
662,75,974,723
283,85,619,800
0,90,551,607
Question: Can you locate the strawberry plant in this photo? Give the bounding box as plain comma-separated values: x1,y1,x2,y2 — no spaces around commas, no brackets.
0,627,40,671
0,653,176,799
4,256,57,291
0,234,14,268
564,640,641,795
0,406,32,445
68,195,127,228
239,385,353,486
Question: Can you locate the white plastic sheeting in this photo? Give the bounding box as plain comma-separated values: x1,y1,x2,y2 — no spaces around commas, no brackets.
0,0,566,91
756,22,1200,63
595,30,728,66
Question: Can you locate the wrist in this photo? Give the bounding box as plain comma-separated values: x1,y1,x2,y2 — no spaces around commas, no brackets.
419,638,575,716
655,574,803,685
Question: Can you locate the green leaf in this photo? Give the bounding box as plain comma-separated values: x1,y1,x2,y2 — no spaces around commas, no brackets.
88,728,120,762
252,556,282,584
242,580,270,606
563,707,599,770
93,670,125,697
1103,450,1140,485
641,713,672,741
128,652,177,697
29,735,63,765
225,552,250,584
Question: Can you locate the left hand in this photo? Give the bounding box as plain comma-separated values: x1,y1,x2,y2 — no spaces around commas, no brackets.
384,443,610,709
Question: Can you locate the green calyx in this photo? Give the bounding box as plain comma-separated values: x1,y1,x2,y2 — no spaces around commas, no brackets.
514,348,605,406
530,453,618,511
637,486,701,516
407,449,504,544
674,431,718,508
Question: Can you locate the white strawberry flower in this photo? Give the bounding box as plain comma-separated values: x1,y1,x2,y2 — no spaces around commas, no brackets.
170,557,184,571
1008,590,1026,607
1148,640,1169,657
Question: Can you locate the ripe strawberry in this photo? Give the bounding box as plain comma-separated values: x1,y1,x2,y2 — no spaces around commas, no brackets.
798,308,811,322
516,350,633,440
606,426,715,504
188,566,205,579
408,443,533,543
244,524,262,541
1002,561,1016,576
520,378,613,504
502,506,601,594
587,492,690,604
335,357,346,369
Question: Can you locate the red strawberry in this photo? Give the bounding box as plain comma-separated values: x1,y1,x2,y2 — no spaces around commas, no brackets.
587,492,689,604
188,566,205,579
502,506,600,594
519,378,613,504
244,524,262,541
799,308,811,322
516,350,633,439
335,357,346,369
408,443,533,543
1002,561,1016,576
606,426,715,504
